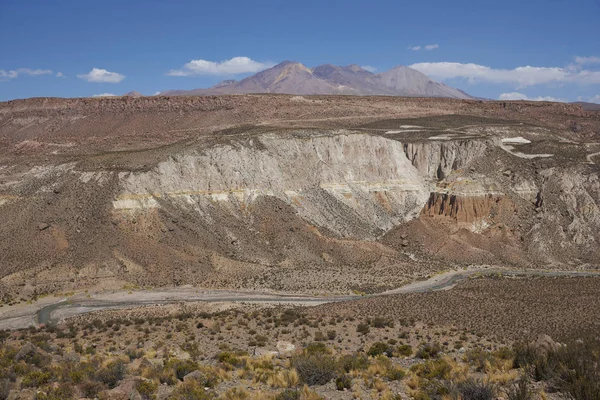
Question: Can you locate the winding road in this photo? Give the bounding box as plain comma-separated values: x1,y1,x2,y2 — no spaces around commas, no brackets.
1,268,598,330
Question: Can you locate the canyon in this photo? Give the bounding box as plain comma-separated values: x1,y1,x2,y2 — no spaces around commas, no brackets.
0,95,599,302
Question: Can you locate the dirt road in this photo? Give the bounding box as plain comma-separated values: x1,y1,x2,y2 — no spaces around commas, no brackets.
1,268,598,330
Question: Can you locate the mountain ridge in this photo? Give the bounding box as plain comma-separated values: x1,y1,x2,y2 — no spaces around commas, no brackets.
160,61,473,99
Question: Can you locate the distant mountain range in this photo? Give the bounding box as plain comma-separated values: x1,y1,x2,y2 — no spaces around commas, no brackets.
159,61,474,99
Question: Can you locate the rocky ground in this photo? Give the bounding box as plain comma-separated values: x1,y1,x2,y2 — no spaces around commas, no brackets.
1,275,600,399
1,95,599,302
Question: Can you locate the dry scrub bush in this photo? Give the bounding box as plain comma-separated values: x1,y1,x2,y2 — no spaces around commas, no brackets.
170,380,214,400
512,336,600,400
291,352,337,386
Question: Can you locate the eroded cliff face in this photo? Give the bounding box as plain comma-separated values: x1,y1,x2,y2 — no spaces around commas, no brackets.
1,107,599,298
403,139,491,180
527,167,600,265
114,133,430,239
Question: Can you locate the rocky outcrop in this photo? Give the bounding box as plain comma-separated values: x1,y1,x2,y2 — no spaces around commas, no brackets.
403,139,490,180
422,192,506,224
115,132,430,239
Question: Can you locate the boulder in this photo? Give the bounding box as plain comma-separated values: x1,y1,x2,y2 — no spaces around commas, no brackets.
14,342,37,362
106,379,142,400
183,370,203,382
276,341,296,357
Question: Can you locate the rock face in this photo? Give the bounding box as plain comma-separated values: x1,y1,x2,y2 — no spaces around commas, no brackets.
422,192,507,224
0,95,599,297
403,139,491,180
115,133,430,239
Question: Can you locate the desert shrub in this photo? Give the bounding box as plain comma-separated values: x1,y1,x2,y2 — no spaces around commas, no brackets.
0,379,11,400
327,330,337,340
371,317,393,328
313,331,326,342
275,389,301,400
35,383,74,400
416,342,442,359
465,348,496,372
411,358,453,380
386,366,406,381
126,348,144,360
368,342,393,357
136,379,158,400
291,353,337,386
304,342,330,355
512,342,539,369
507,377,534,400
356,324,370,335
170,379,213,400
396,344,413,357
456,379,496,400
168,359,198,381
338,353,369,372
512,336,600,400
216,351,245,368
95,359,126,388
335,374,352,390
21,371,52,388
79,380,105,398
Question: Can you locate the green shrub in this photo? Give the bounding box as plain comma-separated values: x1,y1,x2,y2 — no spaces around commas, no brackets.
386,366,406,381
291,353,337,386
216,351,245,368
170,380,213,400
415,343,442,359
21,371,52,388
338,353,369,372
367,342,392,357
95,360,126,388
456,379,496,400
411,358,453,380
304,342,331,355
396,344,412,357
168,359,198,381
335,374,352,390
275,389,301,400
512,337,600,400
136,379,158,400
371,317,393,328
356,324,370,335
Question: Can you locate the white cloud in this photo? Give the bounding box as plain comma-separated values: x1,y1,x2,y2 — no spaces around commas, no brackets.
153,91,161,96
0,68,52,80
575,56,600,65
77,68,125,83
361,65,377,72
92,93,118,97
409,44,439,51
583,94,600,104
167,56,274,76
498,92,564,102
409,61,600,88
56,72,65,78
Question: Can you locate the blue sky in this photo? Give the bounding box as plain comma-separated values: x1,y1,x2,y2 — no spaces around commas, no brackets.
1,0,599,102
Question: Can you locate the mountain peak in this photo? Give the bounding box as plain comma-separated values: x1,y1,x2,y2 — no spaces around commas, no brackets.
212,79,237,88
163,61,472,99
123,91,143,97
